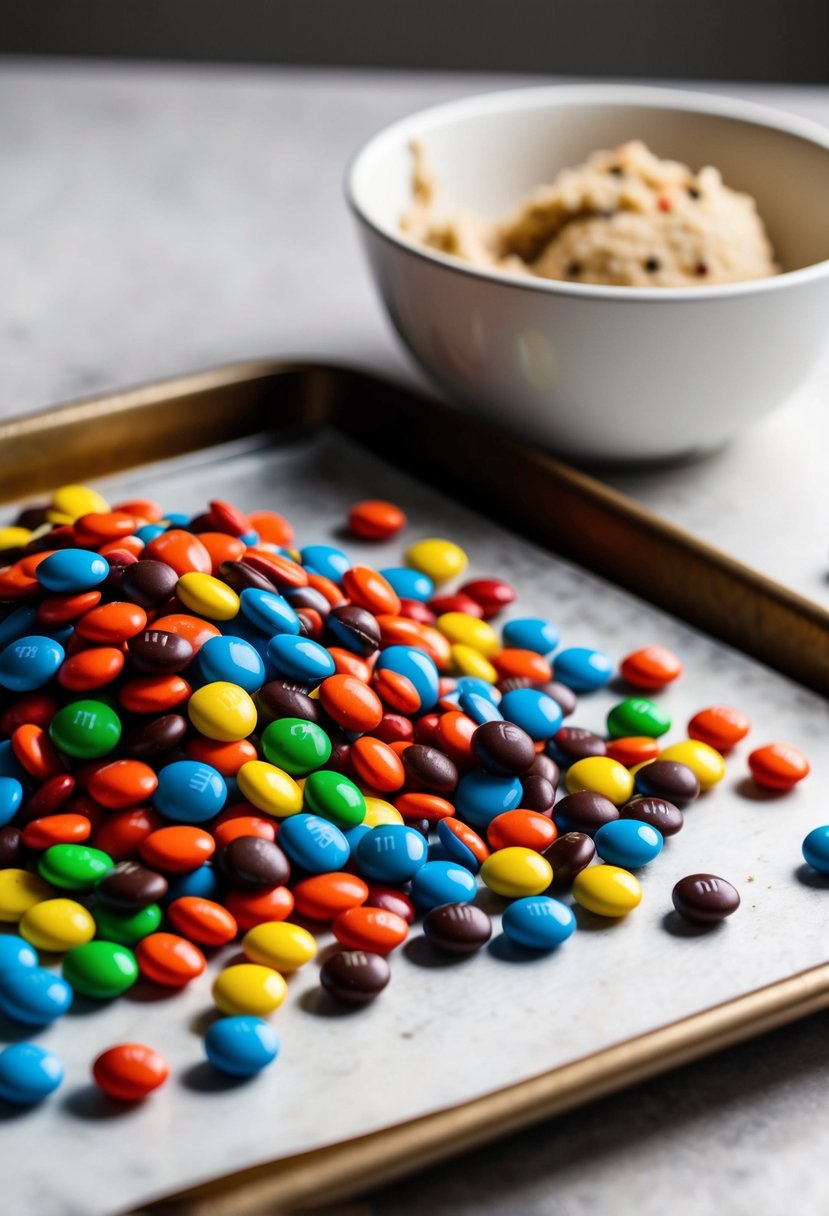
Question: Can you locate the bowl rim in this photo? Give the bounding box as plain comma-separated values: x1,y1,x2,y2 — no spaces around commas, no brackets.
345,82,829,302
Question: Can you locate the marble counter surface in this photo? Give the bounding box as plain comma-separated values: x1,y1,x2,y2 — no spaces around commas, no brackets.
2,58,829,1216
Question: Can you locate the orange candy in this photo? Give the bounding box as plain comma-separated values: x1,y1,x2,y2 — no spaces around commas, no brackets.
493,649,553,682
291,872,369,921
223,885,294,932
620,645,683,690
75,601,147,643
11,723,66,780
150,614,221,653
487,809,558,853
196,532,246,573
394,792,454,823
92,1043,169,1101
144,529,212,576
88,760,158,810
119,674,192,714
212,811,277,848
605,736,662,768
350,736,406,792
99,536,144,559
331,906,409,954
306,572,347,608
328,647,373,682
435,710,477,761
113,498,163,523
688,705,751,752
73,512,139,546
373,668,421,715
166,896,238,946
342,566,401,616
319,674,384,733
57,646,125,691
248,509,294,546
375,615,425,650
137,932,206,987
347,500,406,541
22,813,92,850
185,736,258,776
243,549,308,590
92,806,164,860
139,825,215,872
37,590,102,627
439,817,490,866
748,743,810,791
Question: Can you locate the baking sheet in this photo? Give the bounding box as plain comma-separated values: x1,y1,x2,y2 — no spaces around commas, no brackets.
2,426,828,1216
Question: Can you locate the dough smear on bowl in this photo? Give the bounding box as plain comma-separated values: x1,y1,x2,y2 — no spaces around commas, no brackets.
401,139,779,287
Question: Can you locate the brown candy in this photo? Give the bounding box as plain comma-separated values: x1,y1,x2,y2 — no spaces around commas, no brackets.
255,680,321,726
121,559,179,609
472,721,535,776
554,790,619,835
327,604,381,656
635,760,700,807
422,903,492,955
0,825,23,868
122,714,188,760
551,726,606,764
222,837,290,890
672,874,740,924
543,832,596,885
219,559,276,595
128,629,194,673
403,745,458,794
521,774,556,815
319,949,390,1005
528,751,560,787
621,795,683,837
96,861,169,910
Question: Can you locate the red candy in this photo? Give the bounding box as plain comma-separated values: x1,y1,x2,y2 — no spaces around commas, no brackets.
292,872,368,921
688,705,751,752
139,826,215,872
459,578,516,619
347,500,406,541
331,906,409,954
620,645,683,690
92,1044,169,1101
137,933,207,987
748,743,810,791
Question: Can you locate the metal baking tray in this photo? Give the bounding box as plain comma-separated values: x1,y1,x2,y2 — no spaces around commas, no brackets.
1,361,828,1216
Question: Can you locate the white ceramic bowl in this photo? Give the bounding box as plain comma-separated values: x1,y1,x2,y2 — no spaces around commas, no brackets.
347,85,829,460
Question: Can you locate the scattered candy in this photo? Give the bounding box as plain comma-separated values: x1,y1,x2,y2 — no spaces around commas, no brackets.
92,1043,169,1101
748,743,810,792
671,874,740,924
205,1015,280,1076
0,1042,64,1104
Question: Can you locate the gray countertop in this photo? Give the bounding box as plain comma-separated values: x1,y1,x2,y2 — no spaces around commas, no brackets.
2,58,829,1216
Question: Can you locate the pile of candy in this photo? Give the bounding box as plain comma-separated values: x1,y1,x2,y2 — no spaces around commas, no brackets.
0,484,818,1107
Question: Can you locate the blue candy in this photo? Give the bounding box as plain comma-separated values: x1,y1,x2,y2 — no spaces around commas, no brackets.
199,635,265,693
164,513,190,527
502,617,559,656
135,524,166,544
455,676,500,703
300,544,350,584
454,771,523,831
502,896,576,950
0,635,65,692
154,760,227,823
355,824,428,884
0,966,73,1025
0,777,24,827
268,634,336,684
411,860,476,911
437,819,484,873
0,1043,64,1104
594,820,664,868
343,823,373,853
163,863,220,903
0,606,38,651
0,741,27,781
0,935,38,972
36,549,109,593
374,645,439,712
205,1015,280,1077
239,588,301,637
553,646,613,692
277,813,349,873
500,688,563,741
378,567,434,602
802,825,829,875
459,690,503,725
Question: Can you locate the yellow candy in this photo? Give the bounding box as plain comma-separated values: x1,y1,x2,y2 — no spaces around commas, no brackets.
480,847,553,898
565,756,634,806
436,612,500,657
658,739,726,790
0,526,32,551
363,797,404,827
405,538,468,584
176,572,240,621
242,922,317,973
49,484,109,522
0,869,54,923
212,963,287,1016
573,865,642,917
188,682,257,742
450,643,498,683
20,898,95,953
237,760,303,817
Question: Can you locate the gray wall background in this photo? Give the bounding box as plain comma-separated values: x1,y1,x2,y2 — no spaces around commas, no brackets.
3,0,828,83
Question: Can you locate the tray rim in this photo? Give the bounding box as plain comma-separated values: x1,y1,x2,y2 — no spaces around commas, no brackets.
2,360,829,1214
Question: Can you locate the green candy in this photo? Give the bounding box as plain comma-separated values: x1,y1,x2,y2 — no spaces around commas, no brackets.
93,902,162,945
49,699,122,759
62,940,138,999
606,697,671,740
261,717,332,776
303,769,366,829
39,844,114,891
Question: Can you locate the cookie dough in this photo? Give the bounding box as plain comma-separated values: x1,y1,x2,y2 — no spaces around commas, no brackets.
401,140,778,287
